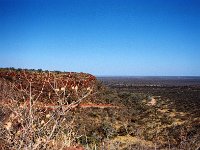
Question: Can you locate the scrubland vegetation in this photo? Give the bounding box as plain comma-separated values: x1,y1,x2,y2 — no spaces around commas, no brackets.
0,68,199,149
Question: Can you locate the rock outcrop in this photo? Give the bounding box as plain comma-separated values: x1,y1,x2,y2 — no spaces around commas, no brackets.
0,69,97,105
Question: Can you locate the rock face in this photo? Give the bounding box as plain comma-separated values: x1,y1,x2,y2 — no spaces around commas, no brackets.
0,69,97,105
0,69,99,150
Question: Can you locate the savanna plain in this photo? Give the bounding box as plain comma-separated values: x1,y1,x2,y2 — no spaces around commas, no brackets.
0,68,199,150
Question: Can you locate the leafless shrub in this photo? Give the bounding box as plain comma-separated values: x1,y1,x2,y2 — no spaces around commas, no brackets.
0,71,95,150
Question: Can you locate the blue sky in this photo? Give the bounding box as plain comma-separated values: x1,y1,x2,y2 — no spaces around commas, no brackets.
0,0,200,76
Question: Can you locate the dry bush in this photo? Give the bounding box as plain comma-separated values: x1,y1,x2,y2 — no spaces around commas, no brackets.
0,71,95,150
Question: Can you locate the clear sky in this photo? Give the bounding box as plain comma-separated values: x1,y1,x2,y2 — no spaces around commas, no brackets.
0,0,200,76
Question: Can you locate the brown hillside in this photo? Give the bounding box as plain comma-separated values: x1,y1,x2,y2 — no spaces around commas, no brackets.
0,69,96,104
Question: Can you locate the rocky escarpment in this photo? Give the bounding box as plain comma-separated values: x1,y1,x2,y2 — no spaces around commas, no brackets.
0,68,103,150
0,69,97,105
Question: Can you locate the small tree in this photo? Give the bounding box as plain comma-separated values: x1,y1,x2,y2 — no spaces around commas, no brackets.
0,71,95,149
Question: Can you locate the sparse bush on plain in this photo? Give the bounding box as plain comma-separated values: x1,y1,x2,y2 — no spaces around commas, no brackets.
0,68,200,149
